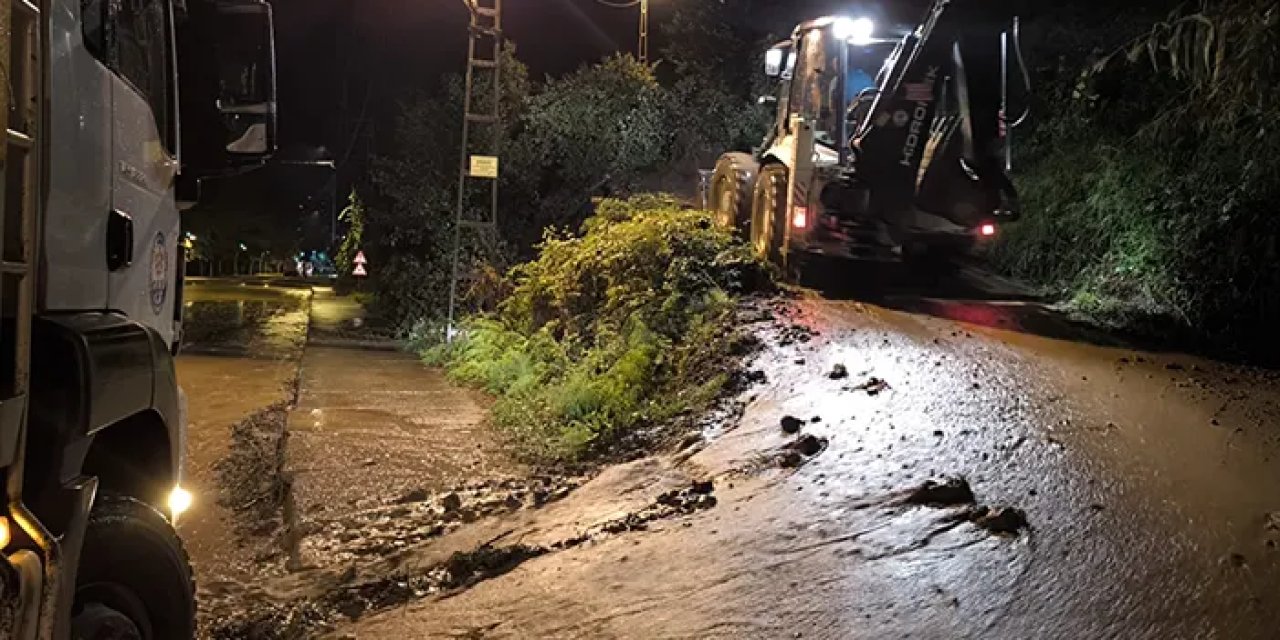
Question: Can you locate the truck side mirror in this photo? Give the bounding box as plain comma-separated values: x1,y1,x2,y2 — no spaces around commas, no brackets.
211,0,277,160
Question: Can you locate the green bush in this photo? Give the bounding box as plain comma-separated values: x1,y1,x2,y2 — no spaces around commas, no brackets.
427,195,766,462
991,0,1280,355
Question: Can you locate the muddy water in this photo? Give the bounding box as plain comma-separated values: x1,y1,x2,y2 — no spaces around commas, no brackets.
177,356,298,581
346,294,1280,639
286,346,524,568
176,281,310,587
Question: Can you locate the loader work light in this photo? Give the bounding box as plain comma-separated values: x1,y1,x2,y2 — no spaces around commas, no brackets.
834,17,875,46
765,48,785,77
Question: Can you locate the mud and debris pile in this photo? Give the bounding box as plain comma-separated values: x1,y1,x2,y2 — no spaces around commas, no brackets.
215,401,294,557
300,476,580,564
901,477,1029,537
563,479,720,544
204,478,720,639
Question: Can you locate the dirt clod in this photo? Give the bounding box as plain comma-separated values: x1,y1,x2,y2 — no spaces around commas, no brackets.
969,506,1029,535
850,377,891,396
828,363,849,380
440,492,463,512
904,477,976,507
396,488,429,504
784,434,829,457
780,415,804,434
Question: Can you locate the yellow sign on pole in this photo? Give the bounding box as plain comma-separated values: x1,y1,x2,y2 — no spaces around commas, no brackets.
469,155,500,179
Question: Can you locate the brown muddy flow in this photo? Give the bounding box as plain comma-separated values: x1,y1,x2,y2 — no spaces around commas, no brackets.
175,276,1280,639
344,290,1280,639
176,281,311,630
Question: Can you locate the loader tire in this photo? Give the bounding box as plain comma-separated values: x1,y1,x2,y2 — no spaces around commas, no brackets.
751,164,790,267
72,496,196,640
710,152,758,232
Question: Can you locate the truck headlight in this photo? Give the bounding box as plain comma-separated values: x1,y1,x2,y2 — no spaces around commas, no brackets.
168,486,193,520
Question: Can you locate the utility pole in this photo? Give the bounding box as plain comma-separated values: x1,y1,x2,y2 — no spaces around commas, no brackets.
447,0,503,336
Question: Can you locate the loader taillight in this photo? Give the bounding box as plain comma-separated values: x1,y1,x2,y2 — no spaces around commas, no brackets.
979,223,997,237
792,206,809,229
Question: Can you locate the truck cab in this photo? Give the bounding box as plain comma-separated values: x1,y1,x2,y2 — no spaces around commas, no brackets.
0,1,277,637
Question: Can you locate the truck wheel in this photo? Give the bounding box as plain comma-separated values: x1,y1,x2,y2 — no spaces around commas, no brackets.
710,152,758,232
72,496,195,640
751,164,789,266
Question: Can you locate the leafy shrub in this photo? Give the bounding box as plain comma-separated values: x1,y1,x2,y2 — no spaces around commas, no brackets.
992,0,1280,356
429,195,766,462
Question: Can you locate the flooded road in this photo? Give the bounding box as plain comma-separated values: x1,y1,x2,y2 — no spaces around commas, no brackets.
287,345,523,569
172,275,1280,638
176,280,309,588
343,285,1280,638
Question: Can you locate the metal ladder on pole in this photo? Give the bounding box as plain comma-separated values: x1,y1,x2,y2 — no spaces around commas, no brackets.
446,0,503,334
638,0,649,64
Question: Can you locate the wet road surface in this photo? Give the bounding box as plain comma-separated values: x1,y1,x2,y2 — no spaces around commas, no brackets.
342,276,1280,638
287,345,523,568
176,280,309,587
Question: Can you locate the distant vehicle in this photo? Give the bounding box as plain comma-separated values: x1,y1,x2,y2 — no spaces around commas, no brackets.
0,0,277,637
709,0,1028,274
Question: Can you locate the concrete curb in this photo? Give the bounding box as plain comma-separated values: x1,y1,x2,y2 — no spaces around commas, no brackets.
306,337,404,352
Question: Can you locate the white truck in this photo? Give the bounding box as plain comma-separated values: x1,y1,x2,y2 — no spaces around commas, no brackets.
0,0,277,637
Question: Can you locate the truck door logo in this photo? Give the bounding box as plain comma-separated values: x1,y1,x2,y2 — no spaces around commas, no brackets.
150,233,169,314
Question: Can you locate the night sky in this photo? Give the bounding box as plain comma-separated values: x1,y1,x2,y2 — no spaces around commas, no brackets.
270,0,661,150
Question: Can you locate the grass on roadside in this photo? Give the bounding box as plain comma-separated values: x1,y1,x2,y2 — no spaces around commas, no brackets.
423,194,768,463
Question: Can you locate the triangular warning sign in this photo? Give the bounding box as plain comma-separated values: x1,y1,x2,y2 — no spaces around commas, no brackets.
353,263,368,277
354,251,368,265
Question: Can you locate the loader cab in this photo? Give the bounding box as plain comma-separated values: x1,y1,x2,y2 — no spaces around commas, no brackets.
762,19,898,159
